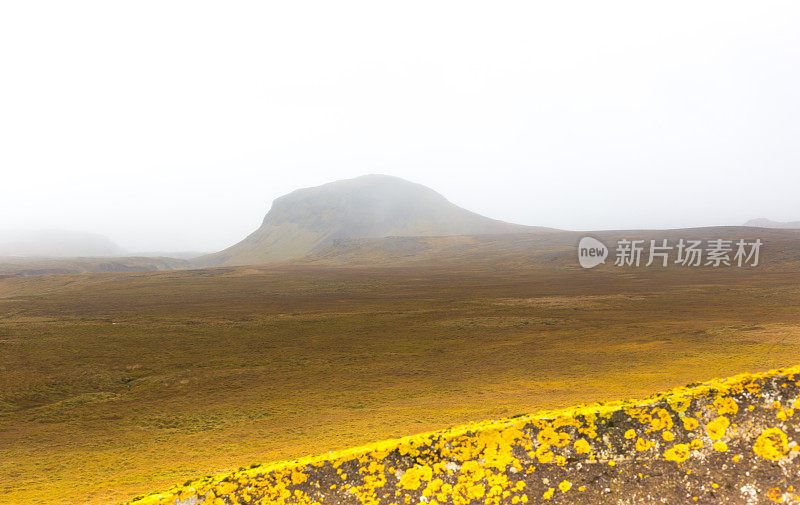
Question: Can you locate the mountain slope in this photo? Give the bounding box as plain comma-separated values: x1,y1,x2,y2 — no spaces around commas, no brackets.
201,175,550,266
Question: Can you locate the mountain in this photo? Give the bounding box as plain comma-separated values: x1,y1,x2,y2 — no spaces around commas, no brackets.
0,229,124,257
744,218,800,229
200,174,551,266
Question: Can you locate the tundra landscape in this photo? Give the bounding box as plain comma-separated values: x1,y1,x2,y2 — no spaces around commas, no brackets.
3,3,800,503
2,178,800,504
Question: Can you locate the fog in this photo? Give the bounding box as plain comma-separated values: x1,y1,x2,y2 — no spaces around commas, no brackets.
1,1,799,253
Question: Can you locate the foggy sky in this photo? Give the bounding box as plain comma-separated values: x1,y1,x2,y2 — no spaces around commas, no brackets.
1,1,799,252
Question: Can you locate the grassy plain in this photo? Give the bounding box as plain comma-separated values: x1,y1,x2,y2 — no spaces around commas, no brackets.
2,260,800,503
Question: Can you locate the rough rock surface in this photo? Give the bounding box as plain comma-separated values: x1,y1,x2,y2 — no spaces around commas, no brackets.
128,366,800,505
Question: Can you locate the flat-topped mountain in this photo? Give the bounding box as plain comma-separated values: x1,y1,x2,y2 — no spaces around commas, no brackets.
201,174,550,266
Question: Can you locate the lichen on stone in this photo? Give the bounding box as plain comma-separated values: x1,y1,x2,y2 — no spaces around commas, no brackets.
126,365,800,505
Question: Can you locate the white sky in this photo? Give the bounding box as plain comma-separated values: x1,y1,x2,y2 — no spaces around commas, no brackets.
1,1,799,252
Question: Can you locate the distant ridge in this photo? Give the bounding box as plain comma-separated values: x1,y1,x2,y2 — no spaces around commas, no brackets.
200,175,551,266
745,218,800,229
298,226,800,269
0,256,190,277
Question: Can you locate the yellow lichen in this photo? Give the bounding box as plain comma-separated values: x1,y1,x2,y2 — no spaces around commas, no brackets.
398,465,432,490
459,461,484,482
538,427,570,448
467,484,485,500
648,408,674,432
669,396,691,413
533,444,554,464
706,416,729,441
664,444,690,463
766,487,783,502
754,428,789,461
713,396,738,416
635,438,654,451
573,439,591,454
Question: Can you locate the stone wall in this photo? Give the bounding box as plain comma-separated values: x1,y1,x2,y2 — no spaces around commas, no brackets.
128,366,800,505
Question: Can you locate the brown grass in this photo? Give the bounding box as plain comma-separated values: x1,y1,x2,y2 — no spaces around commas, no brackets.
1,264,800,503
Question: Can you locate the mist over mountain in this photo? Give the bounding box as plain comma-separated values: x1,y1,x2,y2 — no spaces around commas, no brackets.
745,218,800,229
201,174,551,266
0,229,124,258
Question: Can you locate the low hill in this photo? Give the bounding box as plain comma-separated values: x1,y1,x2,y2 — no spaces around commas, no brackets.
0,256,191,277
300,226,800,270
199,175,550,266
745,218,800,229
128,365,800,505
0,229,123,257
